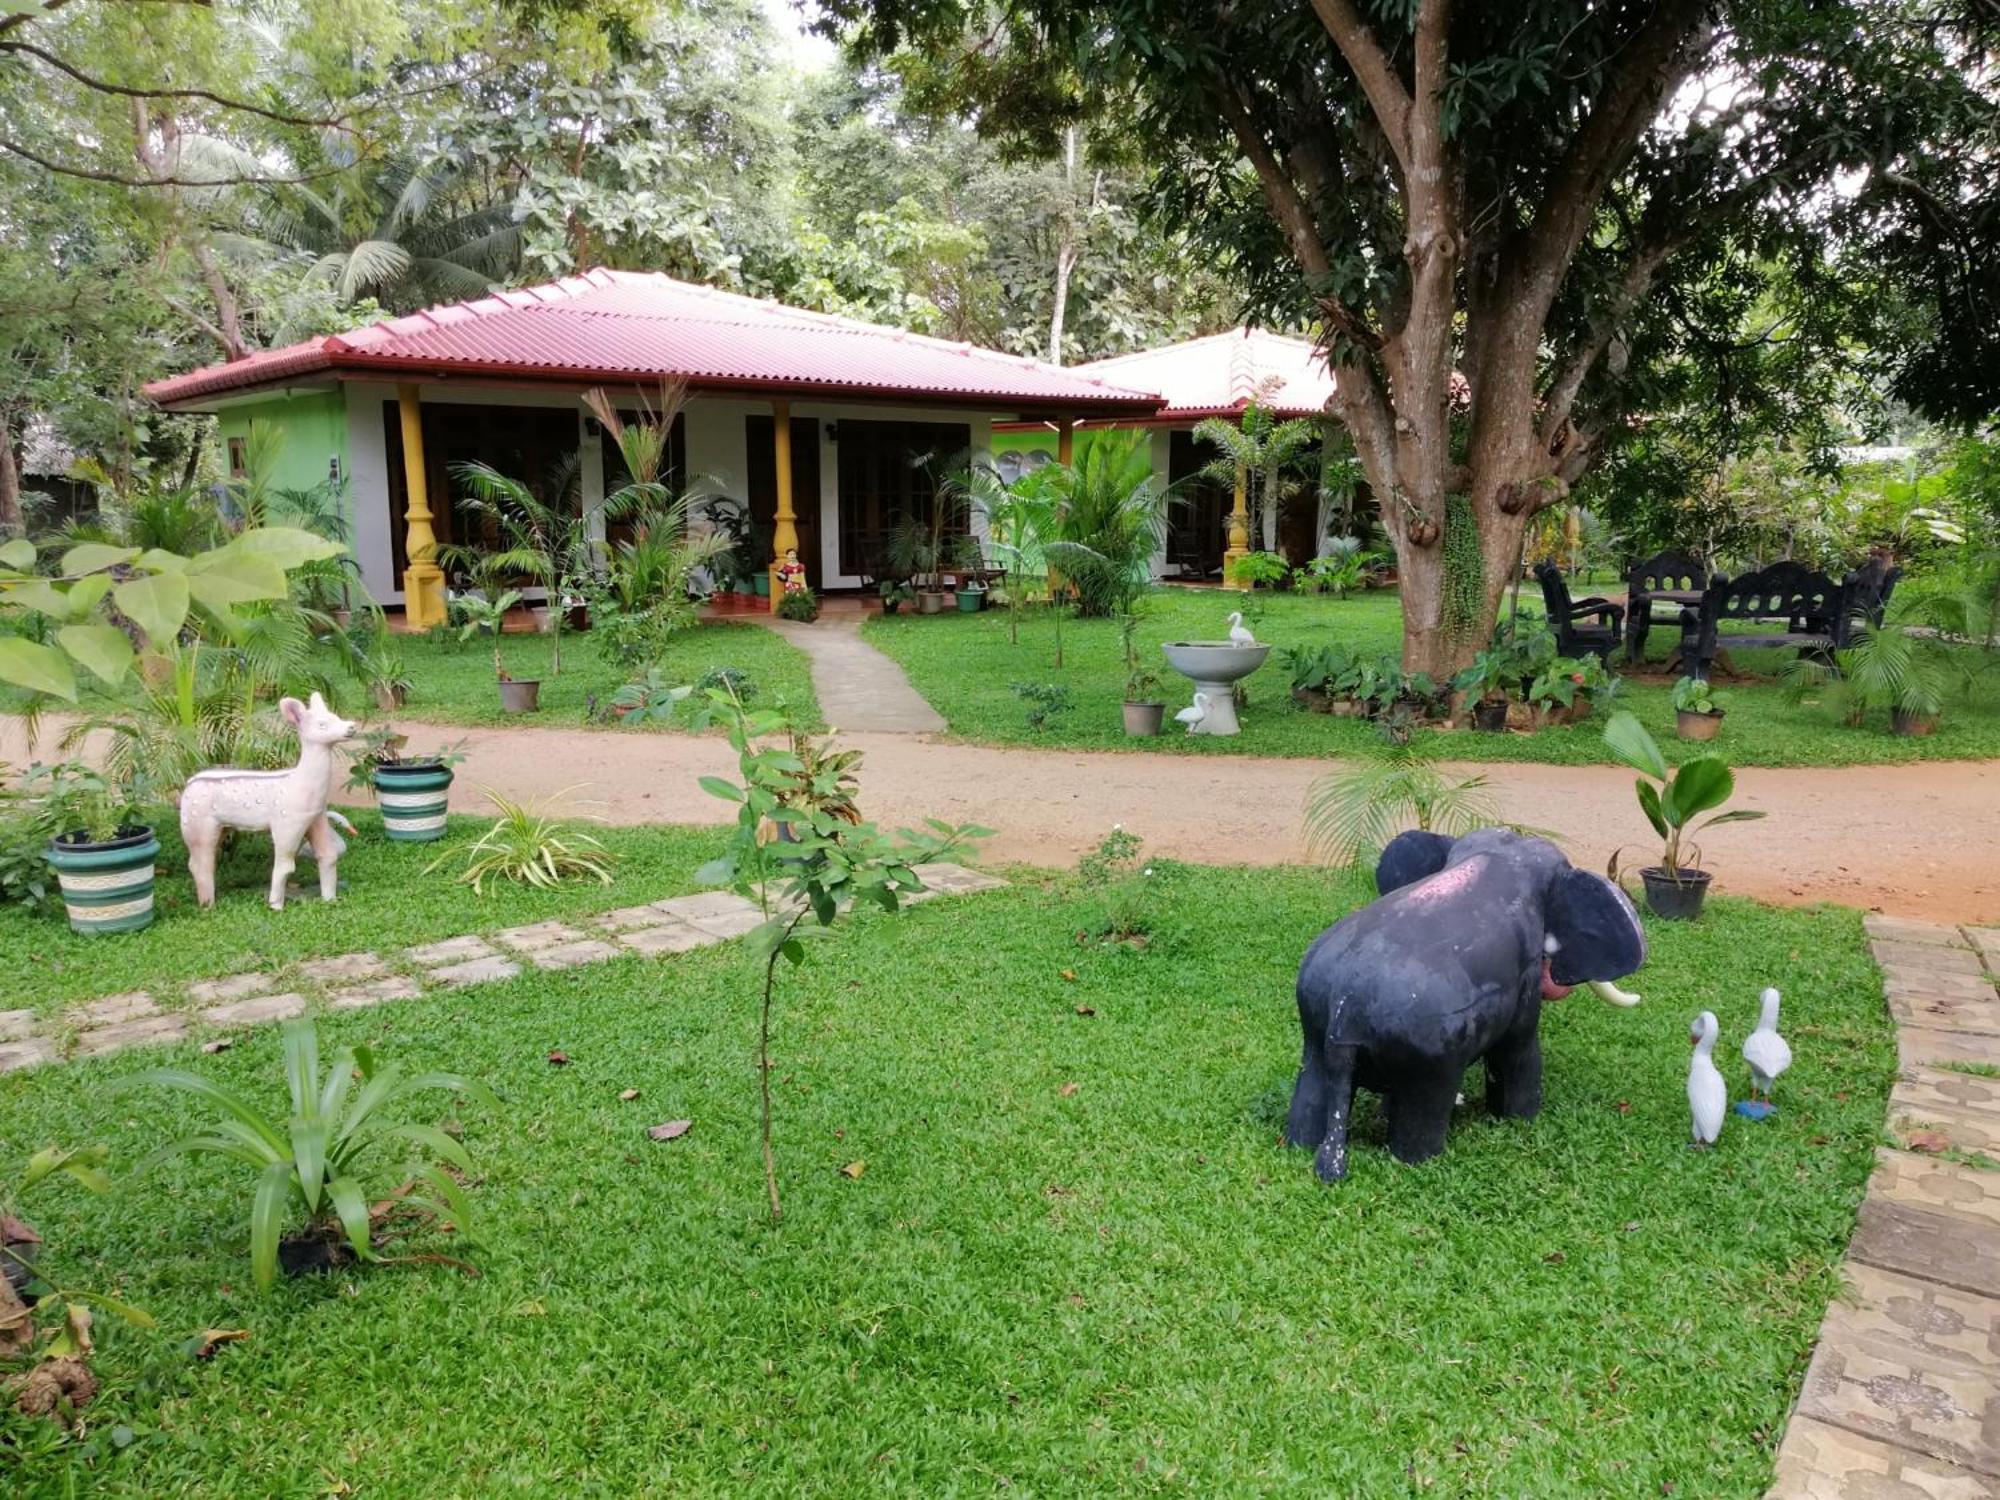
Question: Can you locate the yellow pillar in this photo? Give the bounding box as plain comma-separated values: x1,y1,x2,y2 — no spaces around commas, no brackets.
768,399,797,613
397,384,447,629
1222,462,1251,590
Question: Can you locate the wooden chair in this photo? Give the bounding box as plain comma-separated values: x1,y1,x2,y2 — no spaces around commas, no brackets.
1534,562,1625,660
1624,549,1707,662
1676,560,1845,680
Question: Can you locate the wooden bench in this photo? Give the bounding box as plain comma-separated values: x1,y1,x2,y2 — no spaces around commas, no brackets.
1624,548,1708,662
1675,561,1846,680
1534,562,1625,660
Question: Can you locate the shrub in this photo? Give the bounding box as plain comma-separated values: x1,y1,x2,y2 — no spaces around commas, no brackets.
1076,827,1154,943
696,666,757,703
776,587,820,622
1011,680,1074,732
428,788,614,894
120,1019,497,1291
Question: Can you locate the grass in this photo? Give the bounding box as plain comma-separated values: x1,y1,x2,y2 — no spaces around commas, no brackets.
2,808,723,1018
2,848,1894,1495
384,619,823,731
864,585,2000,766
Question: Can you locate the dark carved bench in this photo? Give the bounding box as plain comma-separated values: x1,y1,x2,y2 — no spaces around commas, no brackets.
1534,562,1624,660
1676,561,1847,680
1625,548,1708,663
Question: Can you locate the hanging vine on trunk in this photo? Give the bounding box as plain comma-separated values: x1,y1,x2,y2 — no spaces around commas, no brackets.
1442,494,1483,643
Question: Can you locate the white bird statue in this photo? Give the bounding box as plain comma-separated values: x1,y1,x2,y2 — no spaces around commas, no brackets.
1688,1010,1727,1148
1226,611,1255,647
1174,692,1213,734
1740,986,1791,1115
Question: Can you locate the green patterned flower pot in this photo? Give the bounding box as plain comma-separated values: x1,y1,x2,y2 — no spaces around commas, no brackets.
372,761,454,842
46,827,160,935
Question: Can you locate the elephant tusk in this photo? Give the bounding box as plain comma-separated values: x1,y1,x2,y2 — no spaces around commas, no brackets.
1588,978,1642,1008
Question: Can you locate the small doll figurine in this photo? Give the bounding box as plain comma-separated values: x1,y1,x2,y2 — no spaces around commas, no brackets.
777,547,807,594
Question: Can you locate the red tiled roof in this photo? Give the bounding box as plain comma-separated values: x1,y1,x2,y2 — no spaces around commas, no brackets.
1065,328,1334,422
145,269,1165,415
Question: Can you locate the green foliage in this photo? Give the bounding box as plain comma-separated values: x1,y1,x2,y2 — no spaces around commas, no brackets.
428,789,615,895
1192,405,1320,552
1293,540,1382,599
1074,826,1152,942
19,761,141,845
1673,677,1720,716
692,684,989,1220
1442,496,1484,643
1303,735,1498,868
1010,680,1074,732
1232,551,1292,588
776,587,820,623
119,1019,497,1293
1602,711,1766,878
1018,434,1169,618
2,1142,154,1371
695,666,757,703
1122,667,1163,704
1451,645,1519,707
609,669,694,727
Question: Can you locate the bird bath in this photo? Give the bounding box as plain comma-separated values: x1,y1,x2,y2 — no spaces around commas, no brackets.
1162,640,1270,735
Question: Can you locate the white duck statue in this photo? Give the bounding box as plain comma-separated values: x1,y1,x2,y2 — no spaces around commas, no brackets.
1174,692,1213,734
1738,986,1791,1119
1688,1010,1727,1148
1227,611,1256,647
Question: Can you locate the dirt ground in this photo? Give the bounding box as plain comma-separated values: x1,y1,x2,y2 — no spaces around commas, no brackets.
7,714,1995,922
354,724,2000,924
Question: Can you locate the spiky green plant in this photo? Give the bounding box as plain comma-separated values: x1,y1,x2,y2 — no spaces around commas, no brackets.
118,1019,497,1292
1303,734,1499,867
428,786,615,894
1019,433,1170,619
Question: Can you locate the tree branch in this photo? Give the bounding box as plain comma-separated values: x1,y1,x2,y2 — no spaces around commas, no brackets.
1540,238,1675,440
0,136,341,187
0,39,353,128
1213,83,1333,279
1307,0,1412,173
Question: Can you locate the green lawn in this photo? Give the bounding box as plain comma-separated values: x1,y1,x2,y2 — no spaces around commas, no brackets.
863,585,2000,766
3,841,1894,1495
3,810,723,1019
388,619,823,731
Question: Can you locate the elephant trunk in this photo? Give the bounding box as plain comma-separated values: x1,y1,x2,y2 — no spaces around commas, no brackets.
1588,978,1642,1008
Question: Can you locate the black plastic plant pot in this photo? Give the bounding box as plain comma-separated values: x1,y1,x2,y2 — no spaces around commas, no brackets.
278,1228,354,1278
1471,699,1509,733
1640,866,1711,920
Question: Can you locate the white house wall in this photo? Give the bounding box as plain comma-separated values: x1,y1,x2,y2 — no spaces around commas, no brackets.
344,381,994,602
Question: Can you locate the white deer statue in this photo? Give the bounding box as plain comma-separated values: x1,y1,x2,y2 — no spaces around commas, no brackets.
181,691,357,910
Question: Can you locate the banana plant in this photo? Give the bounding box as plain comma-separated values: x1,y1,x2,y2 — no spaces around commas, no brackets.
1602,710,1765,879
118,1020,498,1291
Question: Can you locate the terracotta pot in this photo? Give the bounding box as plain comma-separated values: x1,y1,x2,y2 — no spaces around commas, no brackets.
1891,708,1939,737
1676,708,1724,741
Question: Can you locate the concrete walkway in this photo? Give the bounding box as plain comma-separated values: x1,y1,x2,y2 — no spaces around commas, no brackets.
1768,915,2000,1498
759,615,946,733
0,862,1006,1072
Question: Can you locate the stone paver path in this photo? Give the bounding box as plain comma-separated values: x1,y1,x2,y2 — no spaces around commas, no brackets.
0,863,1005,1073
1768,915,2000,1499
760,615,947,734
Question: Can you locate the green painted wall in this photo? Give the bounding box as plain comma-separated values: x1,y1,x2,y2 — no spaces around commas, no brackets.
218,391,352,535
989,427,1134,466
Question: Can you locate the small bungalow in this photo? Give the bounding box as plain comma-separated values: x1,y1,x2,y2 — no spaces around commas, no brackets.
144,268,1163,623
991,327,1336,582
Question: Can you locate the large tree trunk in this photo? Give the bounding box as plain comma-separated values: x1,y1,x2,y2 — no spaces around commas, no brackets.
0,411,23,539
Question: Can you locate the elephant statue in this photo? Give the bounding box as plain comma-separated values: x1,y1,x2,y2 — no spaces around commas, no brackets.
1284,827,1647,1183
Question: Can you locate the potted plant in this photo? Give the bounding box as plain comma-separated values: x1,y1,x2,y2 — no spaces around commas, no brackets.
454,590,538,713
877,579,916,615
776,586,820,623
1603,709,1765,920
1672,675,1725,740
364,634,413,712
354,733,466,843
1451,646,1516,732
952,535,988,612
610,668,693,726
1123,668,1166,736
33,764,159,935
1527,655,1599,725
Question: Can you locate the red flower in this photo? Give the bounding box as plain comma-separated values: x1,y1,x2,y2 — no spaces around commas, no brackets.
1570,672,1585,684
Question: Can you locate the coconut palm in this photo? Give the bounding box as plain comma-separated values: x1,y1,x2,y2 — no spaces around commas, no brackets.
242,156,520,313
1026,432,1172,619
